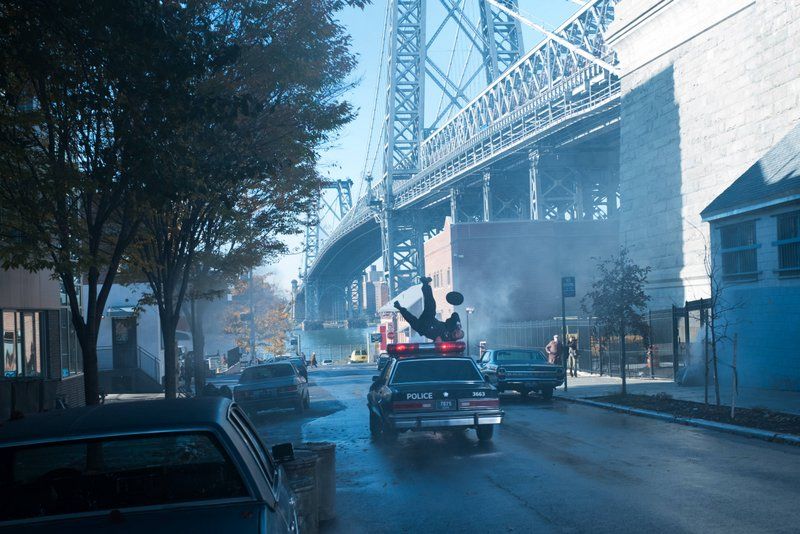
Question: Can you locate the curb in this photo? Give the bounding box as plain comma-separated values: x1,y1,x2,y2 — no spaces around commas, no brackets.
555,395,800,446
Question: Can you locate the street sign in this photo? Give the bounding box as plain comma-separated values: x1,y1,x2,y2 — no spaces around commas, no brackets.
370,333,382,343
561,276,576,298
387,331,395,340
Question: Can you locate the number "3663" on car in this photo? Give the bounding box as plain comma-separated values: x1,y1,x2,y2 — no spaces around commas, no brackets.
472,391,486,397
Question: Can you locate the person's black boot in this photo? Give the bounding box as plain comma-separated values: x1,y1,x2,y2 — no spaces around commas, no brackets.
420,276,432,284
393,300,402,310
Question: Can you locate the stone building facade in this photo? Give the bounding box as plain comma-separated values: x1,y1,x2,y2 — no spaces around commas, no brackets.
608,0,800,309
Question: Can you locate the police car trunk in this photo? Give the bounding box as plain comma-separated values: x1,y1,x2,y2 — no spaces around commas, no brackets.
385,342,503,431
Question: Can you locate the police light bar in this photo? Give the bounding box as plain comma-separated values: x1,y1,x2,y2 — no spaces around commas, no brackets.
386,341,466,356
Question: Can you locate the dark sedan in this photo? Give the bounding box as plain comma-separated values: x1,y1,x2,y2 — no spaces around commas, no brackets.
478,347,564,399
235,362,310,415
0,397,297,532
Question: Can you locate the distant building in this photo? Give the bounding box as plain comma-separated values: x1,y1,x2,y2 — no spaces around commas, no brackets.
701,122,800,390
0,270,85,417
362,265,389,317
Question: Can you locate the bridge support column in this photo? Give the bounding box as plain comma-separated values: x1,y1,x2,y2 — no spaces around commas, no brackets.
381,210,426,298
529,150,542,220
482,171,492,222
303,279,319,322
450,187,460,223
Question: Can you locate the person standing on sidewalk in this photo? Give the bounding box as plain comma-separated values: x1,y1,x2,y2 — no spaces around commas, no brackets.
567,336,579,377
546,335,562,365
310,352,318,368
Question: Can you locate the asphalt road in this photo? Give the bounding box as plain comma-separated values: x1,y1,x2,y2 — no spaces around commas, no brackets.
248,365,800,534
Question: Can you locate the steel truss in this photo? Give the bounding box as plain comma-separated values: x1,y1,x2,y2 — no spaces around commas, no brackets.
306,0,619,295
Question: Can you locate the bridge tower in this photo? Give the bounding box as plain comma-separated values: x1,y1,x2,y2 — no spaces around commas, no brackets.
301,180,353,323
381,0,525,297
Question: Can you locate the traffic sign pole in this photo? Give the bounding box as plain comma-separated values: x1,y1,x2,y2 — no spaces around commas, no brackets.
561,277,576,392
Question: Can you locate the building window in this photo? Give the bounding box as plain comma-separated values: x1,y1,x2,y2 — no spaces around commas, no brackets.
776,211,800,276
446,268,451,286
59,308,83,377
2,310,44,378
720,220,758,281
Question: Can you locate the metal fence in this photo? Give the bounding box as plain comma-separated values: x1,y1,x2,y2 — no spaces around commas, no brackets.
484,310,679,379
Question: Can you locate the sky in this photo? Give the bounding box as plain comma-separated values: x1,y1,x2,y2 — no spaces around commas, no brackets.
267,0,582,291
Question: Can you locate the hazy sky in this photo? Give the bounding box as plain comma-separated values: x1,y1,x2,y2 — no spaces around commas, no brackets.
268,0,581,291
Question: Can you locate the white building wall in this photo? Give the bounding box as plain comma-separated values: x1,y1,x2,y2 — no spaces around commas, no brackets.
90,284,163,370
709,203,800,390
608,0,800,309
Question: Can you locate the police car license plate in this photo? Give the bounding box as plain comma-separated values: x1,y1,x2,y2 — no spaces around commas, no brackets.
437,399,455,410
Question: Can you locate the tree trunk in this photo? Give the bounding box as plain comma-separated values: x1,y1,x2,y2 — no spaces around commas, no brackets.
703,316,709,405
711,311,721,406
162,319,178,399
619,321,627,396
191,298,208,394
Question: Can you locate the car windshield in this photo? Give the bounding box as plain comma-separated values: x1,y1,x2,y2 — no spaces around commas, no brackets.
240,364,295,382
494,350,547,363
0,432,247,521
391,359,482,383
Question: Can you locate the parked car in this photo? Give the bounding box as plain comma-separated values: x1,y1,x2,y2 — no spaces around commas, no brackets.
376,352,390,371
0,397,298,532
276,355,308,380
321,358,334,366
235,361,310,415
368,342,503,441
478,347,564,399
349,349,368,364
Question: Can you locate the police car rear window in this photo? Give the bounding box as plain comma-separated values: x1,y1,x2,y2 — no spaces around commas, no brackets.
392,359,482,383
241,364,295,381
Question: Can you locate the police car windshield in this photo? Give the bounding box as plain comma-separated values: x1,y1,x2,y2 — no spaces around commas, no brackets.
495,350,547,363
391,359,482,383
240,364,295,382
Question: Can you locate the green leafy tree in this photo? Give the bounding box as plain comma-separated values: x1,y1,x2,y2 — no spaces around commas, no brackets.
127,0,362,398
582,247,651,395
0,1,189,404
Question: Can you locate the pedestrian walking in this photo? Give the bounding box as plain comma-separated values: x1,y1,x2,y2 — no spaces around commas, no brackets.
310,352,318,368
567,336,579,377
545,335,562,365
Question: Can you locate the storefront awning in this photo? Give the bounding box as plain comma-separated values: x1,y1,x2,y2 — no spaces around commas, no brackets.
107,306,137,318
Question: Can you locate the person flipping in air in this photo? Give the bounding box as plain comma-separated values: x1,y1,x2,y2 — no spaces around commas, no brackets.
393,277,464,342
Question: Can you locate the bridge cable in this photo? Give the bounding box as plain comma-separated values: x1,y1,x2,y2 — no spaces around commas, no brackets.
357,0,391,200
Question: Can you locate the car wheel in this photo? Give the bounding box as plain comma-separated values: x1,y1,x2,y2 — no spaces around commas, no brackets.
381,420,398,441
369,411,381,437
295,398,305,414
304,393,310,409
518,388,530,398
541,387,554,400
476,424,494,441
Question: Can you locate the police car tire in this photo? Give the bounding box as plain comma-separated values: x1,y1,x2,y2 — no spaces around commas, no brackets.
541,387,554,400
476,424,494,441
304,393,310,409
295,399,305,414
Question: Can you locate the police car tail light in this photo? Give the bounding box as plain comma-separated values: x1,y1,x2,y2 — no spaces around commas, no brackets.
458,398,499,410
393,400,434,411
387,343,419,356
435,341,466,354
278,385,298,393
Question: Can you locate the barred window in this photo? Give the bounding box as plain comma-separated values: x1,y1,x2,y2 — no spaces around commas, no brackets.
720,221,758,280
776,211,800,276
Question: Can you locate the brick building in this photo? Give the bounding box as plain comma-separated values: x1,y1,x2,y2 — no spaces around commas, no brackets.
0,270,85,417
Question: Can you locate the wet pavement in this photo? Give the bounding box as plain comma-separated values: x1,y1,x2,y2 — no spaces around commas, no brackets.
249,365,800,534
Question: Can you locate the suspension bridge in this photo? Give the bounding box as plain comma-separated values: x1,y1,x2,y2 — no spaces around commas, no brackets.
296,0,622,324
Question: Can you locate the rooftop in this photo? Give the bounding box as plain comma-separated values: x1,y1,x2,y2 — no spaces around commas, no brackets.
702,122,800,221
0,397,232,446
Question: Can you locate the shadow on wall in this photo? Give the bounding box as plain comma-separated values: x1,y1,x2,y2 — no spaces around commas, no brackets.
619,64,685,309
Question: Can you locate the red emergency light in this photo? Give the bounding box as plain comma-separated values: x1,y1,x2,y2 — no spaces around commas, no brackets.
386,341,466,357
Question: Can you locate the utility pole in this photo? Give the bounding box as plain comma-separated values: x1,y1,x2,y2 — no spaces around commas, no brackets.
561,277,575,391
249,269,256,362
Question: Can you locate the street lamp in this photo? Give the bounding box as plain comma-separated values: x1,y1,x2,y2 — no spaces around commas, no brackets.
465,307,475,357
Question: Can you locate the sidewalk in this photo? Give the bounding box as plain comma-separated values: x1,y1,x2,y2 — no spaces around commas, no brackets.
555,373,800,416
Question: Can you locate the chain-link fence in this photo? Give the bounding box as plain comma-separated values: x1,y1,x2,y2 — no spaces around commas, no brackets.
484,310,679,379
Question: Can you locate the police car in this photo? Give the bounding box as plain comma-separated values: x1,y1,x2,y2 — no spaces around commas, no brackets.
367,342,503,441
